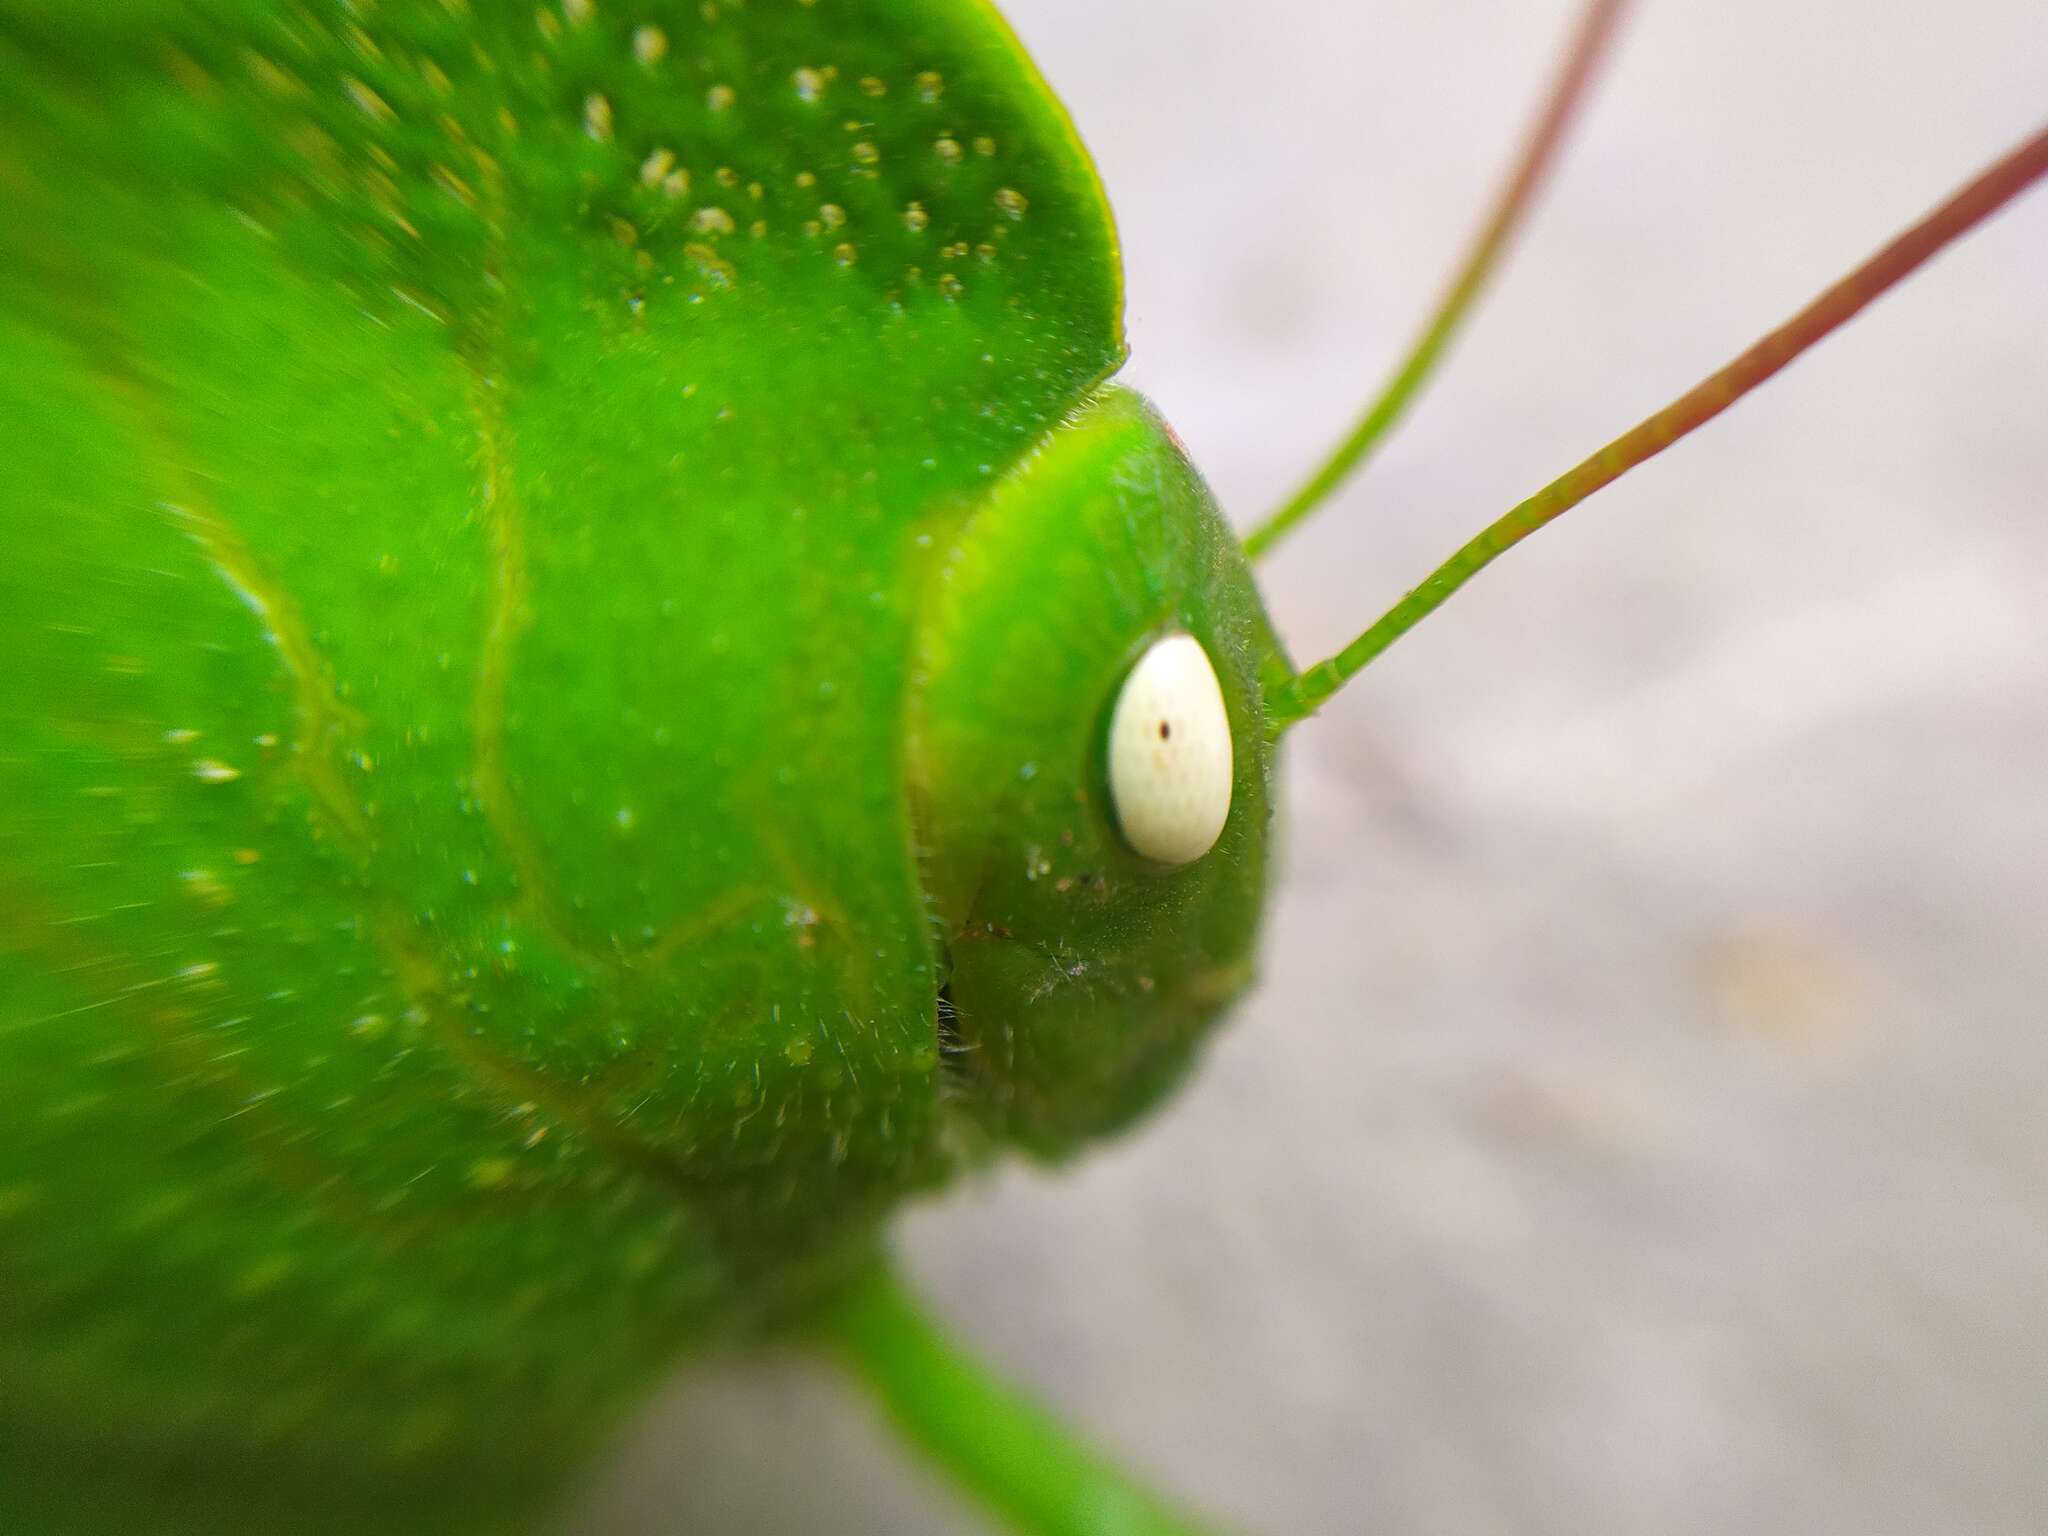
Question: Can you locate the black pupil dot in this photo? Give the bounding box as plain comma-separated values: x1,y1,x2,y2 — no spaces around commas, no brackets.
1158,721,1171,740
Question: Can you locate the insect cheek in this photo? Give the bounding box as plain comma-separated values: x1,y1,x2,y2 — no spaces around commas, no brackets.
1105,632,1233,866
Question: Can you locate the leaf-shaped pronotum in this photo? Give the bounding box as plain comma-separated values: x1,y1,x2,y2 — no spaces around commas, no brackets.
4,0,2045,1532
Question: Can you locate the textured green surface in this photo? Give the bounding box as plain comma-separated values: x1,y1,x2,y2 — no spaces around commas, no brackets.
913,390,1284,1156
0,2,1281,1530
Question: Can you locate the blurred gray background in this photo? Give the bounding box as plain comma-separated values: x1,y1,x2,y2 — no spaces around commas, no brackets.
574,1,2048,1531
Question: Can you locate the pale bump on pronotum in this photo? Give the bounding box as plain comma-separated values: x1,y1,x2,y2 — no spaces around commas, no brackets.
1,2,2043,1534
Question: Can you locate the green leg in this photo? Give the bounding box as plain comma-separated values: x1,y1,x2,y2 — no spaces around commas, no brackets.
816,1261,1227,1536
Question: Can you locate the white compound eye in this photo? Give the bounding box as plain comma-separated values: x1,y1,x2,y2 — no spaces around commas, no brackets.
1106,632,1234,865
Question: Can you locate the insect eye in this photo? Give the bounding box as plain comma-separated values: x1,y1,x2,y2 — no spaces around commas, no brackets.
1106,632,1233,865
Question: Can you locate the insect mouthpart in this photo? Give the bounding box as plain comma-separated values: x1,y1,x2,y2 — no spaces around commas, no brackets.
934,979,968,1064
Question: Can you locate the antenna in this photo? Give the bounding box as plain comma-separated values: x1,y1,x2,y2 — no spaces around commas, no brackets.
1267,120,2048,734
1242,0,1629,561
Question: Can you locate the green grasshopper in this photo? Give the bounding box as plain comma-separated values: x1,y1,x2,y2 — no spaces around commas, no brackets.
1,1,2040,1533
